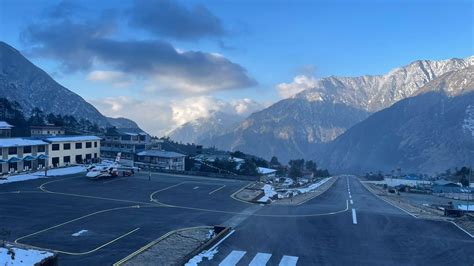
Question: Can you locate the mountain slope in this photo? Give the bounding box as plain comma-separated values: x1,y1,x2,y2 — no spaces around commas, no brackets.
204,56,473,162
0,41,109,126
168,111,242,144
320,66,474,174
107,117,141,129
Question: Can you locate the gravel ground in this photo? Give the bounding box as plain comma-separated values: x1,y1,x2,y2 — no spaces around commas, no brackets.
123,227,213,266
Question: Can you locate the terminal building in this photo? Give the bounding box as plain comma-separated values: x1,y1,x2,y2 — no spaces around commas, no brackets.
0,138,48,174
43,136,101,167
0,135,101,175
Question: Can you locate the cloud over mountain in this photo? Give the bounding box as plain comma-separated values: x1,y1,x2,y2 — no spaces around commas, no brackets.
128,0,225,41
20,1,256,95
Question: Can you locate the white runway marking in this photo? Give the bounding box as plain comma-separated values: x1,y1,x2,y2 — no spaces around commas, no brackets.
209,185,226,195
71,229,88,237
350,199,354,205
219,250,246,265
193,186,199,190
279,255,299,266
249,252,272,266
352,208,358,224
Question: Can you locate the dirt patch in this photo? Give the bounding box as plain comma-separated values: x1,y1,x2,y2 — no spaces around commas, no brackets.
454,214,474,236
362,182,448,221
119,227,214,266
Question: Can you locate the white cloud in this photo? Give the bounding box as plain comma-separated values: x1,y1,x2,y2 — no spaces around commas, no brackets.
90,96,173,136
90,96,265,136
276,75,318,98
87,70,132,88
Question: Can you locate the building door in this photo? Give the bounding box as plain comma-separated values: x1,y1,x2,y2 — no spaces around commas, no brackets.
52,157,60,167
23,160,31,170
8,162,17,172
75,155,83,164
38,159,46,169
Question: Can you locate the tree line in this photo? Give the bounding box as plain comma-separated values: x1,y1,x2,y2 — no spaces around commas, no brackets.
0,98,102,137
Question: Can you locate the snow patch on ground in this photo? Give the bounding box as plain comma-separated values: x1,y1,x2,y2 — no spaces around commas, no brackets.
71,229,88,237
364,178,431,187
296,177,331,194
0,245,54,265
257,184,277,202
184,248,219,266
0,166,85,184
206,229,215,239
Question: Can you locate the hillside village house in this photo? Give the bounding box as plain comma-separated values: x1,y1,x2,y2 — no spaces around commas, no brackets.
30,124,65,137
44,136,101,167
0,121,13,138
0,138,48,174
101,128,160,166
135,150,185,171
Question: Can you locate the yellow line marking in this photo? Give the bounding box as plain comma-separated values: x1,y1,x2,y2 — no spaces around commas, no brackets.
15,205,142,255
229,183,255,204
113,226,212,266
38,171,348,218
209,185,226,195
149,182,187,202
17,227,141,256
296,177,338,206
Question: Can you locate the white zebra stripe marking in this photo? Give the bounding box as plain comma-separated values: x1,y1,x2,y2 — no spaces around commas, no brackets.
219,250,246,266
249,252,272,266
279,255,299,266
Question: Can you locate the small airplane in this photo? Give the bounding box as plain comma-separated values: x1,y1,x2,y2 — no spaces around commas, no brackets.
86,153,139,179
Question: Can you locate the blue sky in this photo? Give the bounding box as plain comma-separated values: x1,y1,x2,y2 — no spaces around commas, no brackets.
1,0,473,135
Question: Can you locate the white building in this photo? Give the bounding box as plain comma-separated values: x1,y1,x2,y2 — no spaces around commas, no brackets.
257,167,277,178
0,138,48,174
44,136,101,167
0,121,13,138
135,150,185,171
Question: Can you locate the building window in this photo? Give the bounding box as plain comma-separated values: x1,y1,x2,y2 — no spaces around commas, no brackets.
38,145,46,153
63,156,70,163
23,146,31,153
86,142,92,148
8,147,17,155
64,143,71,150
94,153,97,158
75,142,82,149
86,154,92,160
52,144,60,151
94,141,97,147
52,157,60,167
75,155,83,163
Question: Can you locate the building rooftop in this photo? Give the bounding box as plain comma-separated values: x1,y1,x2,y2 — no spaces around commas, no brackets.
107,128,148,136
30,124,63,129
43,135,102,142
0,138,47,148
257,167,277,175
0,121,13,129
137,150,185,158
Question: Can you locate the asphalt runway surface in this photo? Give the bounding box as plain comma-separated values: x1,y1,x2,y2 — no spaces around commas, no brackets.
0,172,473,265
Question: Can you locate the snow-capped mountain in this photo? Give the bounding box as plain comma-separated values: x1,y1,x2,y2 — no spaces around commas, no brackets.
169,111,244,144
320,66,474,174
204,56,474,162
0,41,140,130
